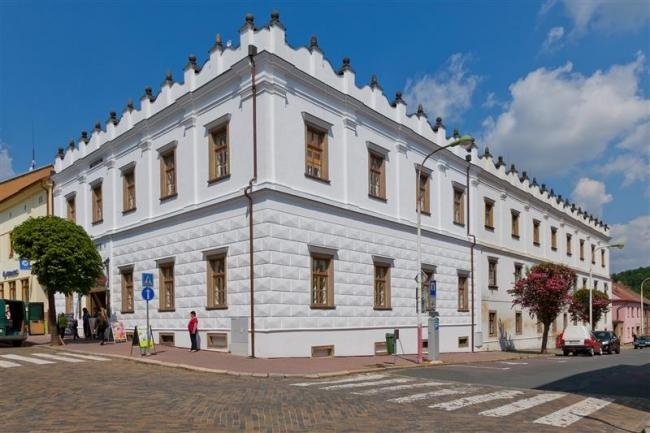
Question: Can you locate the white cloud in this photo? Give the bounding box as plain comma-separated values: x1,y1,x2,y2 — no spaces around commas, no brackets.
610,215,650,273
542,0,650,37
0,142,14,181
571,177,613,216
617,120,650,152
404,53,480,123
542,26,565,52
482,52,649,178
600,153,650,187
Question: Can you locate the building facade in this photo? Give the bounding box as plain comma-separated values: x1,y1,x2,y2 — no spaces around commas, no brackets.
52,13,612,357
0,166,54,334
612,283,650,343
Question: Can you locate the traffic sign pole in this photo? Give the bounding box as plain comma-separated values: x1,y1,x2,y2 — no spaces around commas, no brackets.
141,274,155,357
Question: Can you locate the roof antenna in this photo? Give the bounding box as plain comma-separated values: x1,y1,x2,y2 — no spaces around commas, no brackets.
30,120,36,171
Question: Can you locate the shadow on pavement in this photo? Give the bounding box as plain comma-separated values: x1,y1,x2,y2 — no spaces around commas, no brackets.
536,363,650,413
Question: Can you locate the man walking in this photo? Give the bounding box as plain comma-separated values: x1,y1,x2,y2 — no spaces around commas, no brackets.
188,311,198,352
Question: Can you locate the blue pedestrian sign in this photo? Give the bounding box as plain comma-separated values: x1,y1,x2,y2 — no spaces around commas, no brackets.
19,258,31,270
141,287,154,301
429,280,437,298
142,273,154,287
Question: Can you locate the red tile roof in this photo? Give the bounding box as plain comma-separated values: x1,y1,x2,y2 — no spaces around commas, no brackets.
612,282,650,304
0,166,53,203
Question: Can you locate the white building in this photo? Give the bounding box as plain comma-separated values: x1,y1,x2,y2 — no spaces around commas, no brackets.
52,12,611,357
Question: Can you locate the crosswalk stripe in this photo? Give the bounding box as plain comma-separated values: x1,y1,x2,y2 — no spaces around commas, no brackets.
430,390,524,411
31,353,85,363
58,352,110,361
321,377,413,390
479,393,566,417
1,354,55,365
291,374,386,387
533,397,612,427
388,386,476,404
352,381,447,396
0,360,21,368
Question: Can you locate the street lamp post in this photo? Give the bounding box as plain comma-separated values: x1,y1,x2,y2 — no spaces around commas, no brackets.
589,243,623,329
641,278,649,335
416,134,474,363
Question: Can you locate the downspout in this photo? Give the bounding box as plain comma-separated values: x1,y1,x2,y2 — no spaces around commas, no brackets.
244,44,258,358
465,155,476,352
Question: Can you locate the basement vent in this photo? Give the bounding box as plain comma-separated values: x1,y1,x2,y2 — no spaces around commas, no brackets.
311,345,334,358
458,336,469,348
207,333,228,349
422,339,429,353
374,341,388,355
159,333,175,346
126,331,134,342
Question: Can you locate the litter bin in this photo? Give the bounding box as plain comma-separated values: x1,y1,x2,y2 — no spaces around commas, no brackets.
385,332,395,355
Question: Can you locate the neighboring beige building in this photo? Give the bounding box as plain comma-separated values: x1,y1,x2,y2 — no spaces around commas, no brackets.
0,166,54,334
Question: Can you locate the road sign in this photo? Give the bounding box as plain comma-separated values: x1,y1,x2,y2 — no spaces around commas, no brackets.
19,258,31,270
142,273,154,287
429,280,437,297
141,287,154,301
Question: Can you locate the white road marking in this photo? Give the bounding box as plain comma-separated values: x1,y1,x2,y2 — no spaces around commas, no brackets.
321,377,413,390
291,374,386,387
479,393,566,417
31,353,85,363
388,386,476,404
453,365,511,370
1,354,55,365
500,361,528,365
430,390,524,411
57,352,110,361
533,397,612,428
352,381,447,396
0,360,21,368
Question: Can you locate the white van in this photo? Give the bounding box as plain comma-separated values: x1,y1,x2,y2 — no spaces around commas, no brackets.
560,325,602,356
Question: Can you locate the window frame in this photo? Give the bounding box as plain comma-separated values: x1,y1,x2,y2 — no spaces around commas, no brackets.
458,274,469,312
515,311,523,335
488,258,498,290
484,198,494,230
601,249,605,268
304,123,329,182
580,239,585,261
160,148,177,200
373,263,391,310
20,278,28,302
208,124,230,182
453,187,465,226
532,219,541,246
122,168,136,213
591,244,596,265
566,233,572,256
207,254,228,309
120,268,135,314
488,310,497,337
416,171,431,215
8,280,15,299
511,210,520,239
66,195,76,223
91,182,103,224
550,227,557,251
368,150,386,200
158,262,176,312
514,263,523,283
310,254,334,309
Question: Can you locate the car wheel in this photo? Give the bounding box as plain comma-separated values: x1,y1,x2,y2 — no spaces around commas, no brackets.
11,340,22,347
588,348,594,356
607,347,612,354
615,347,620,354
563,349,569,356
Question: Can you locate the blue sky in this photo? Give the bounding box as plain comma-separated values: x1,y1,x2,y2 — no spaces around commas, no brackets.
0,0,648,271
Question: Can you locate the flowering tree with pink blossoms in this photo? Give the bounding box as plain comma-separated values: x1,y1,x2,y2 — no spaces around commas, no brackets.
569,288,611,330
508,262,575,353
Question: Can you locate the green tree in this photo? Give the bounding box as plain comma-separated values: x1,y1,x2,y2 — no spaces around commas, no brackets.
11,216,103,344
569,288,611,329
508,262,575,353
611,266,650,295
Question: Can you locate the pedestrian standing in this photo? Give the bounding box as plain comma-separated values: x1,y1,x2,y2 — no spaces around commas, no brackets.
71,317,79,340
188,311,198,352
57,313,67,345
82,307,91,340
98,308,108,345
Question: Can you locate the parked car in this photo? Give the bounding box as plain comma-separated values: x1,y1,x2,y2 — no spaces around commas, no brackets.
634,335,649,349
593,331,620,354
560,325,603,356
0,299,29,347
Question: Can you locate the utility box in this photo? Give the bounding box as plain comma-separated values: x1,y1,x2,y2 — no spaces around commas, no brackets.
230,317,248,356
28,302,45,335
385,333,396,355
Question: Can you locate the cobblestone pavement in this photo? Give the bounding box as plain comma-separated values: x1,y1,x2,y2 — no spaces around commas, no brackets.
2,346,648,433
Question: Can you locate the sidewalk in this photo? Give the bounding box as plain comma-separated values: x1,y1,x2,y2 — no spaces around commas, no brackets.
35,336,551,378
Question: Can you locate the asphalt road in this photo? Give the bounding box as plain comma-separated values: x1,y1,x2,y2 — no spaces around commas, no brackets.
1,345,648,433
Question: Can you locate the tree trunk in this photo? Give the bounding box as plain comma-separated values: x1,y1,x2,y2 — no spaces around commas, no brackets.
540,322,550,354
47,290,60,345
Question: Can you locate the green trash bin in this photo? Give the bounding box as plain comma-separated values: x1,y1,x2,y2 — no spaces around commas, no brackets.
385,333,395,355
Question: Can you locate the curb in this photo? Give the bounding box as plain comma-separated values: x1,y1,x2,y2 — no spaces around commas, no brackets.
46,346,548,379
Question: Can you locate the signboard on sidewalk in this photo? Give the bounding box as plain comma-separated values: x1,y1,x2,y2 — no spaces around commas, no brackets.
111,321,127,343
136,325,154,350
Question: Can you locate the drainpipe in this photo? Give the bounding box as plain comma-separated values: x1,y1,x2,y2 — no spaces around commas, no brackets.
465,155,476,352
245,44,258,358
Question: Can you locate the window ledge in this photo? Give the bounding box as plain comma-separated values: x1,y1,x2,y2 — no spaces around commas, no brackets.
120,310,134,314
551,247,557,251
310,305,336,310
511,234,520,240
484,225,494,232
122,208,137,215
567,253,572,257
92,219,103,226
533,242,541,247
158,308,176,313
457,309,470,313
373,307,392,311
207,174,231,185
488,285,499,290
368,194,387,202
304,173,330,184
418,210,431,216
160,193,178,202
453,221,465,227
206,305,228,310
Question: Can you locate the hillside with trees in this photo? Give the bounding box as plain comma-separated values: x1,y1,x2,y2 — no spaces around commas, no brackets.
611,266,650,294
